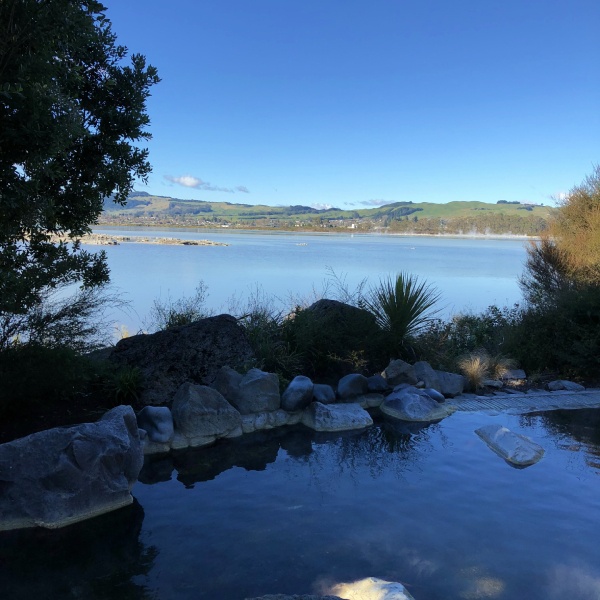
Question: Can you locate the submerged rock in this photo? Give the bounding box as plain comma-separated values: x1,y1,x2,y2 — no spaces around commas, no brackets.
475,424,545,467
302,402,373,432
0,406,143,531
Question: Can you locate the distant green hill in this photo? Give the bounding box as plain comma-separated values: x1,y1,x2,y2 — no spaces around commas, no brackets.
99,193,554,235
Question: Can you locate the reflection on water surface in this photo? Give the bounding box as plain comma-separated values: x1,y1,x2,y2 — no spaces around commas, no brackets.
2,410,600,600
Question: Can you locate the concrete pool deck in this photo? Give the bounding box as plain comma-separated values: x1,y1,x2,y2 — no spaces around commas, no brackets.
447,388,600,415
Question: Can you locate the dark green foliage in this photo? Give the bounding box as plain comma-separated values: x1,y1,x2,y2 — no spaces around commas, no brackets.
514,168,600,377
108,365,143,404
0,344,98,418
283,300,385,380
238,308,302,389
361,272,442,359
0,0,159,315
504,287,600,377
415,305,520,371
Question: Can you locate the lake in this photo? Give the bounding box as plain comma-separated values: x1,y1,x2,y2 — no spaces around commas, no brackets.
90,228,530,334
2,408,600,599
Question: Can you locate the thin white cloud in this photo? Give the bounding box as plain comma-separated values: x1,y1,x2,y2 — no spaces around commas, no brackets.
165,175,204,188
164,175,249,194
311,203,333,210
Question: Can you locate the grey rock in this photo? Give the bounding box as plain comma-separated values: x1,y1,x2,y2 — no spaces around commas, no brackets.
137,406,174,443
254,412,269,431
282,375,314,411
367,374,390,393
475,424,545,467
413,361,441,390
381,388,455,422
302,402,373,432
337,373,369,400
547,380,585,392
249,410,289,431
483,379,504,389
211,365,244,403
108,314,255,406
362,393,385,408
267,409,290,428
171,382,242,446
142,439,171,455
241,414,256,434
382,359,418,386
287,412,303,425
434,370,465,397
235,368,281,414
0,406,143,531
501,369,527,380
422,387,446,403
313,383,336,404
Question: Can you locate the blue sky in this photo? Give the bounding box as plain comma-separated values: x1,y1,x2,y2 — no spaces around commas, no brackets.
106,0,599,209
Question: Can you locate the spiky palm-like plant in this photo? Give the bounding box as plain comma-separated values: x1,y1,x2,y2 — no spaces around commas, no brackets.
361,272,442,356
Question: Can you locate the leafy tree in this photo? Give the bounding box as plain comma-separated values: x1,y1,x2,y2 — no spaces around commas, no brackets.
520,166,600,305
0,0,159,316
549,165,600,285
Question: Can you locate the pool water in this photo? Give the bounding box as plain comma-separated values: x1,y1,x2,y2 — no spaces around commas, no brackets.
2,409,600,600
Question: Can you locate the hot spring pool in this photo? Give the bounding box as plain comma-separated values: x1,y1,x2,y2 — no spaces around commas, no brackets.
2,409,600,600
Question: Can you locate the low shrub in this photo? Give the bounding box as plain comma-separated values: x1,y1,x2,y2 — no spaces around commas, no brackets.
147,282,212,331
457,349,517,391
0,344,101,419
414,304,521,371
457,350,490,391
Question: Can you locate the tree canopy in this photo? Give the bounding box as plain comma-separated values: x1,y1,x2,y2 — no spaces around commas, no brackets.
0,0,159,315
520,165,600,305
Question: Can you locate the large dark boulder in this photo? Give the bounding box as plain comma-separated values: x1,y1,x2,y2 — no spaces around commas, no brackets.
109,314,255,406
285,299,383,379
0,406,143,531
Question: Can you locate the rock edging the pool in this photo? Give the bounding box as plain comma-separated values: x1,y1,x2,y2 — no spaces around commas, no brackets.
137,360,462,456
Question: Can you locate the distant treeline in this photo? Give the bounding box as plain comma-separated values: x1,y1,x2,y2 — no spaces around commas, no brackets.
386,213,548,235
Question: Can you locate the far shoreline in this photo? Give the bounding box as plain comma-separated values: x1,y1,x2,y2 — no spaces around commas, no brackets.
92,224,540,243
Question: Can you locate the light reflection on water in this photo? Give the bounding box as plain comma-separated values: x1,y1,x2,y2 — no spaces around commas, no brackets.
2,409,600,600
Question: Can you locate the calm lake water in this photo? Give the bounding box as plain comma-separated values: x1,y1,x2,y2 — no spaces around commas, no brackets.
89,228,530,333
2,408,600,600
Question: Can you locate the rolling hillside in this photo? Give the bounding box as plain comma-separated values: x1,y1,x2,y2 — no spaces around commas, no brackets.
99,192,554,235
